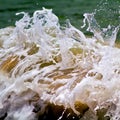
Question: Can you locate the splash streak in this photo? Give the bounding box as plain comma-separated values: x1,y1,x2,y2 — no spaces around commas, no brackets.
0,8,120,119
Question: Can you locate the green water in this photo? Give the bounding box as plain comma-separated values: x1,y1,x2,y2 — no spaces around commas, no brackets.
0,0,120,39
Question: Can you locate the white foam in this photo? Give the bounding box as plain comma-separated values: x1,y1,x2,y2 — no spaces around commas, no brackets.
0,8,120,119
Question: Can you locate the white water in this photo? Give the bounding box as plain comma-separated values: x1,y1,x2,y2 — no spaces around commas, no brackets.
0,8,120,119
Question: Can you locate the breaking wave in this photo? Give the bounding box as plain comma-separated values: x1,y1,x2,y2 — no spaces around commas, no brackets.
0,8,120,120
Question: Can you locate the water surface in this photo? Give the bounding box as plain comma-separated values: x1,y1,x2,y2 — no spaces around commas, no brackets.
0,0,100,28
0,0,120,39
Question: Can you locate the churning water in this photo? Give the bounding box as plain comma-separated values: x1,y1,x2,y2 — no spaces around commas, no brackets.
0,6,120,120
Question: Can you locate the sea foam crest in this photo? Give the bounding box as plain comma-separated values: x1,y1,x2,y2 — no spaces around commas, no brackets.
0,8,120,119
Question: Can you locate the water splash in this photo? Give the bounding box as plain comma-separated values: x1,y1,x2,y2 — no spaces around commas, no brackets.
81,13,119,46
0,8,120,120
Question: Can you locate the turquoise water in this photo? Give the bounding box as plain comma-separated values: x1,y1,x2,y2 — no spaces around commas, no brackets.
0,0,120,39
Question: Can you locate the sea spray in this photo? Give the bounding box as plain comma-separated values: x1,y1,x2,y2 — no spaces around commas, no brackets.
81,13,119,46
0,8,120,120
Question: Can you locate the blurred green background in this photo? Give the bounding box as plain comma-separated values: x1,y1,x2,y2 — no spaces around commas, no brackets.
0,0,120,39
